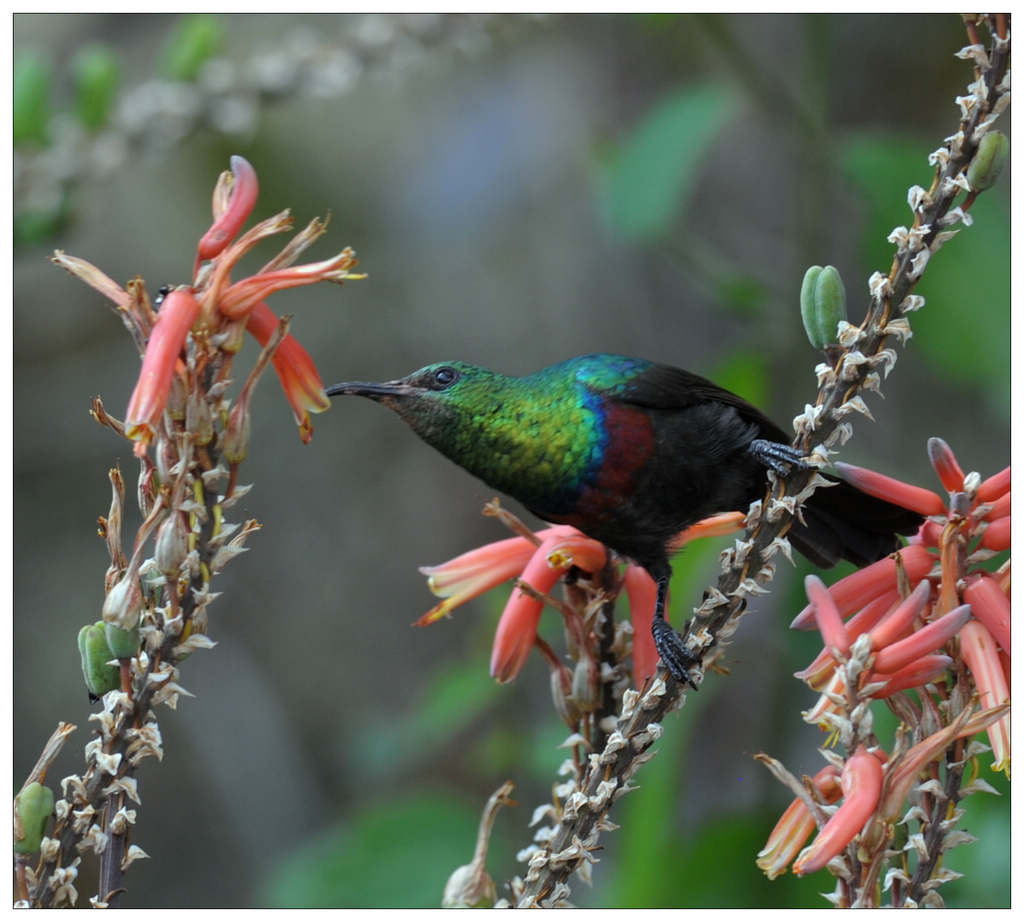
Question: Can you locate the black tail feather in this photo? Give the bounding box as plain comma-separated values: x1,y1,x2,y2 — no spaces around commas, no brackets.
787,475,924,569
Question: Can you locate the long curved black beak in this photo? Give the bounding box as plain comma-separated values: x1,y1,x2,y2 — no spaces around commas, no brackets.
324,380,417,400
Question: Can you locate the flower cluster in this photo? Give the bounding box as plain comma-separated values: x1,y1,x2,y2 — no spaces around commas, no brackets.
757,438,1009,907
30,156,360,908
54,154,362,455
418,506,744,691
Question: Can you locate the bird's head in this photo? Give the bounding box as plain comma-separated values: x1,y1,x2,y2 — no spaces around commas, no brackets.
326,361,505,452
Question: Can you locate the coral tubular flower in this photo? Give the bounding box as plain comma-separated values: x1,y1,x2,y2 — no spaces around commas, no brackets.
870,603,970,674
196,154,259,267
124,288,200,454
245,301,330,443
218,248,360,320
793,746,884,876
669,511,745,549
983,490,1011,521
963,573,1010,653
416,526,577,627
867,653,953,698
795,591,899,689
865,579,932,651
490,531,607,683
977,465,1010,503
757,764,842,879
790,544,935,630
805,574,849,657
833,461,947,517
59,155,358,447
927,436,966,492
981,516,1011,551
959,620,1011,774
623,565,659,686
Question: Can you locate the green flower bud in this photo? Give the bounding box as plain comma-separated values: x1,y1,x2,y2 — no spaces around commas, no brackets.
14,782,54,855
105,622,140,659
967,131,1009,192
71,44,120,132
800,264,847,349
78,622,120,698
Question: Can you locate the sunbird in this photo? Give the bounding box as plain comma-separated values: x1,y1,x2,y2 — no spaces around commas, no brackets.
328,354,921,683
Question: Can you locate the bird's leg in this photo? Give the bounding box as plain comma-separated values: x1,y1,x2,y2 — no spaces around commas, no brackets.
748,438,811,476
649,570,699,689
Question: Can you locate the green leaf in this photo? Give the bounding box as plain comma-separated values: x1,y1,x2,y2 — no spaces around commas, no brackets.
14,52,51,147
264,793,496,908
599,83,738,241
348,656,502,782
841,134,1010,417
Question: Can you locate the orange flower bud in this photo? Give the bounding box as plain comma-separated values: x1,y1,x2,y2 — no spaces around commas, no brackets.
833,461,946,517
977,465,1010,503
790,545,935,630
196,154,259,264
980,516,1011,551
804,574,849,657
793,746,883,876
963,573,1010,653
870,603,970,675
757,764,841,879
927,437,965,493
959,619,1011,773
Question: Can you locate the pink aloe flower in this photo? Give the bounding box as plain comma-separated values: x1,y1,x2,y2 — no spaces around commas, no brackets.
756,764,842,879
123,288,200,455
419,512,745,685
794,591,900,690
833,462,947,517
195,153,260,270
54,155,361,452
963,573,1010,653
416,526,576,627
959,619,1011,774
623,564,660,687
790,544,935,630
799,575,970,725
245,301,330,444
490,531,608,683
793,745,885,876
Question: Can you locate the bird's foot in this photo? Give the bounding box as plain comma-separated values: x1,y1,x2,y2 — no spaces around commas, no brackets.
748,439,811,476
651,617,699,689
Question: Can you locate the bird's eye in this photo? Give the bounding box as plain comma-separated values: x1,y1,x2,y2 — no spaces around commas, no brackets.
432,366,459,388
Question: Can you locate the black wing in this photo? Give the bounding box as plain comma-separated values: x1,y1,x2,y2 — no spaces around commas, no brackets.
606,360,791,444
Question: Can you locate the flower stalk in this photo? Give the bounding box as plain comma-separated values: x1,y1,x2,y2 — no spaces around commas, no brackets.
24,155,361,907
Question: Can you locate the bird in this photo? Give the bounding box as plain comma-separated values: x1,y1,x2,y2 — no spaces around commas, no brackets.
327,354,922,684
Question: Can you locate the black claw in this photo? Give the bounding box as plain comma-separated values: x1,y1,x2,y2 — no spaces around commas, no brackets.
651,617,699,689
749,438,810,476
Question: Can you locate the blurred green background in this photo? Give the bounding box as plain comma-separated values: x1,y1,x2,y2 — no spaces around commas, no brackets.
14,13,1009,909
